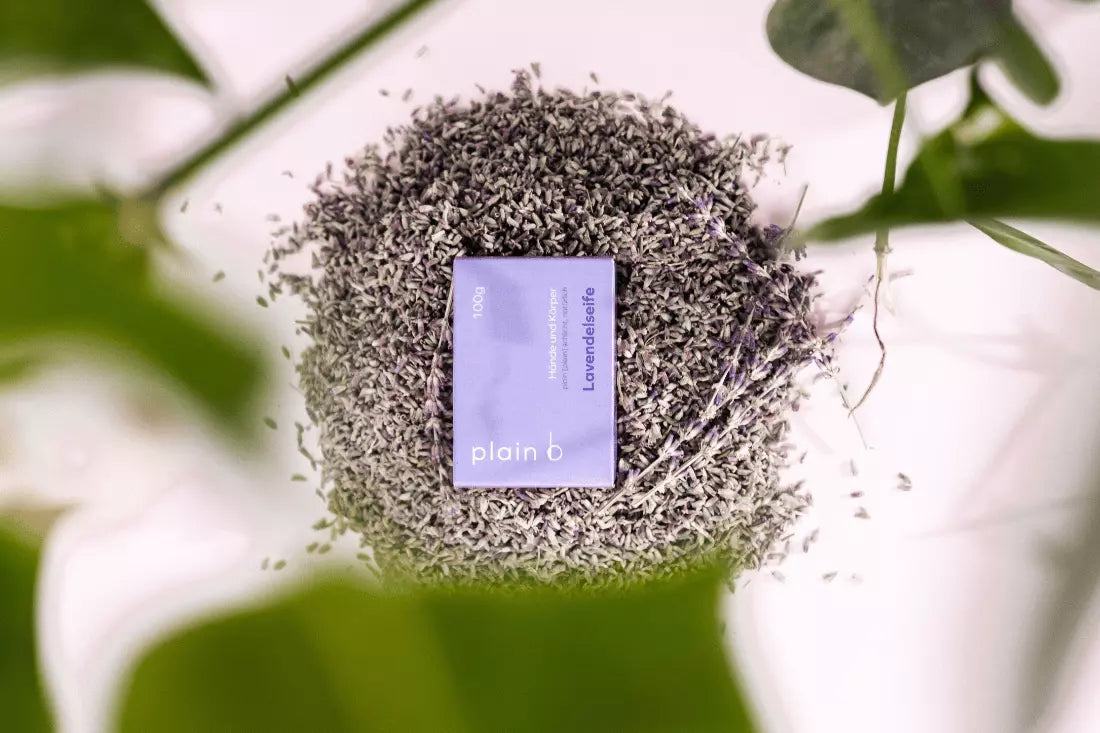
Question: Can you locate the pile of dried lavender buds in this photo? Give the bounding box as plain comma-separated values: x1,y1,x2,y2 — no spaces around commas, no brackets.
272,72,830,584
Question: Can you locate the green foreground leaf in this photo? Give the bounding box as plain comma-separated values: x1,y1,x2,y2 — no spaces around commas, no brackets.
970,218,1100,289
0,201,267,436
809,79,1100,288
0,0,206,83
0,522,55,733
765,0,1057,104
116,570,756,733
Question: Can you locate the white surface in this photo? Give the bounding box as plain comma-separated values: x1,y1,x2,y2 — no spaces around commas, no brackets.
1,1,1099,732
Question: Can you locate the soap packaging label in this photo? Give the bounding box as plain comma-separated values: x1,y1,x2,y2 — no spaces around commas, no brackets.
452,257,617,488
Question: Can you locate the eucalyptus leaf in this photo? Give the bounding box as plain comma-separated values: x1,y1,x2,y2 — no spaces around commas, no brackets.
991,16,1059,106
1,0,206,83
766,0,1058,105
117,569,756,733
809,79,1100,287
0,522,56,733
0,201,267,436
970,218,1100,290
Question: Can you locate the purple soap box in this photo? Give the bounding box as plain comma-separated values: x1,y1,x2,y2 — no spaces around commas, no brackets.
452,257,617,488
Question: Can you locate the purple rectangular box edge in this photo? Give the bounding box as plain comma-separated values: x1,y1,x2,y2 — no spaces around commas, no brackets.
452,257,617,488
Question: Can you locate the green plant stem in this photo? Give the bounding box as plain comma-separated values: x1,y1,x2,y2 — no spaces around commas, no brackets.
824,0,962,214
851,90,907,414
146,0,440,198
876,92,907,255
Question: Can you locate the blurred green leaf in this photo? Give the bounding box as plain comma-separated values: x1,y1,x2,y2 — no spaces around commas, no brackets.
970,218,1100,290
765,0,1057,104
809,80,1100,285
117,569,756,733
0,0,206,83
0,354,42,385
0,200,266,436
991,16,1059,105
0,520,57,733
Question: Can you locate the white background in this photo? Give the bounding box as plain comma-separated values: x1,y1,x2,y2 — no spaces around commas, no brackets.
1,1,1099,731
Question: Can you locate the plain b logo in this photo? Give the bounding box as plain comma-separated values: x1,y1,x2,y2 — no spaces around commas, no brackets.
546,433,563,461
